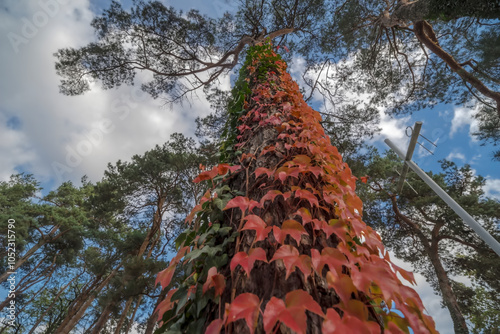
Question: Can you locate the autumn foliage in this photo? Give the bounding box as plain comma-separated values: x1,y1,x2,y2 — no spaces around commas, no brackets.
155,42,438,333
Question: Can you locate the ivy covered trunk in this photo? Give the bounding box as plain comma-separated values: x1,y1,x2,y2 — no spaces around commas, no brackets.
155,43,438,334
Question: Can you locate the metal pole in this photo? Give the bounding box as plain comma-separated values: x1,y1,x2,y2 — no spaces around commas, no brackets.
397,122,422,193
385,138,500,257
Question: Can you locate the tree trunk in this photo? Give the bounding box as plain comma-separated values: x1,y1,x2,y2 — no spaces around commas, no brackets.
427,243,469,334
114,298,133,334
0,241,44,283
97,201,164,332
54,278,101,332
125,296,142,334
156,42,437,334
56,265,121,334
28,274,80,334
90,302,114,334
0,225,65,283
390,196,469,334
145,288,167,334
413,20,500,115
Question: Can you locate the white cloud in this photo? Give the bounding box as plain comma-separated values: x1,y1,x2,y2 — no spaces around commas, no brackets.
371,111,412,146
470,154,482,164
450,106,479,139
484,177,500,200
446,151,466,161
0,113,38,180
0,0,220,186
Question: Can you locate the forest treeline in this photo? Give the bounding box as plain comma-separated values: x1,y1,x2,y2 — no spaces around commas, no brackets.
1,131,499,333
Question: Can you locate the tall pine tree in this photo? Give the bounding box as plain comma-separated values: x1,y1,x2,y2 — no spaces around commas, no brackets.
155,42,437,334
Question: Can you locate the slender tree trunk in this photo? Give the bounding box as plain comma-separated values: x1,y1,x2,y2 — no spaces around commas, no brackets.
56,265,121,334
28,274,81,334
0,242,44,283
114,298,133,334
145,288,167,334
427,242,469,334
90,302,115,334
125,296,142,334
0,226,65,283
96,197,164,333
0,253,58,312
54,278,101,332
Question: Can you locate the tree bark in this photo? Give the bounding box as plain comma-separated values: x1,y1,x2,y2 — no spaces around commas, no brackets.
0,226,66,284
28,274,81,334
390,196,469,334
114,298,134,334
145,288,167,334
125,296,142,334
90,302,114,334
413,20,500,115
56,265,121,334
157,42,438,333
427,242,469,334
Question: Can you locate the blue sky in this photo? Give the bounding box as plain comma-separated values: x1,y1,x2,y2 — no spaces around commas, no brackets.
1,1,499,333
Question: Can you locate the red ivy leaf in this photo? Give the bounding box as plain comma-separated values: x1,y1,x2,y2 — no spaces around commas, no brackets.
275,166,300,182
260,145,276,156
193,164,240,183
156,246,190,288
263,297,299,334
156,265,176,290
271,245,311,279
326,272,358,305
391,262,416,286
294,189,319,208
230,248,268,277
255,167,274,178
226,293,261,334
224,196,261,214
237,124,252,132
322,309,380,334
293,155,311,167
319,247,347,276
260,190,283,205
242,215,272,241
263,290,324,334
360,175,369,183
203,266,225,297
280,219,307,245
218,164,241,175
193,168,219,183
285,289,324,318
282,102,292,112
271,245,299,279
205,319,224,334
155,288,178,321
322,308,343,334
294,207,312,225
240,153,256,162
